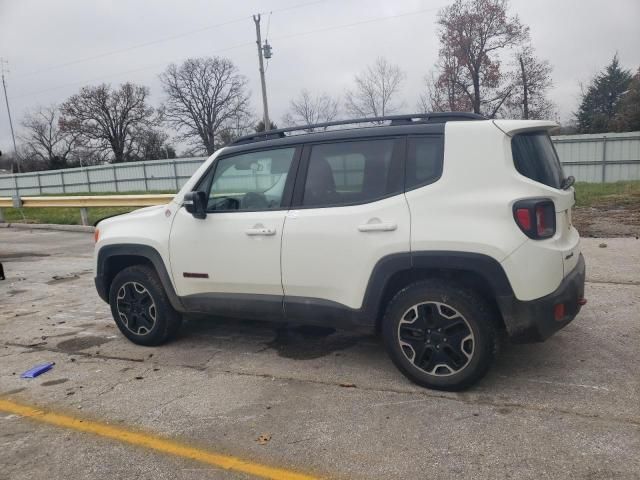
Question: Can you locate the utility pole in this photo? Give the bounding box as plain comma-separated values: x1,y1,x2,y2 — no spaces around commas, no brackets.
253,14,271,132
1,58,20,172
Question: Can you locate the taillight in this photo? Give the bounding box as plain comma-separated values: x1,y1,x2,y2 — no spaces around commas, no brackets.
535,203,555,237
515,208,531,231
94,228,100,243
513,199,556,239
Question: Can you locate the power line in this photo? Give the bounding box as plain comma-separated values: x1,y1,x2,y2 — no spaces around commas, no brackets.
9,39,256,100
14,0,328,79
271,5,441,43
9,5,440,101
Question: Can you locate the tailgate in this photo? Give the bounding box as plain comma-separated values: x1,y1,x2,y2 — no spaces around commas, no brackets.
554,190,581,276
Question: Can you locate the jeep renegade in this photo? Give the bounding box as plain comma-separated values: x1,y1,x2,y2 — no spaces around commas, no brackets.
94,113,586,391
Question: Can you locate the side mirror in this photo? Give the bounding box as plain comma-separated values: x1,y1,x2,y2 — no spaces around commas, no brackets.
183,191,207,219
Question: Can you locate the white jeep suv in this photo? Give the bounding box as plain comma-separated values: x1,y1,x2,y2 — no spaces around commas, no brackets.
94,113,586,391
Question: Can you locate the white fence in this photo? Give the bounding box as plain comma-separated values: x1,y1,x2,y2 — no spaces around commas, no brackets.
0,157,206,197
551,132,640,183
1,132,639,196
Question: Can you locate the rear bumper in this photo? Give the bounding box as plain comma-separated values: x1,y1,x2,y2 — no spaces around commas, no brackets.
498,253,586,343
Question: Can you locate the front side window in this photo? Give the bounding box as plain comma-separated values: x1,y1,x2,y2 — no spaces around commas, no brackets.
203,147,295,211
302,139,398,207
512,132,564,189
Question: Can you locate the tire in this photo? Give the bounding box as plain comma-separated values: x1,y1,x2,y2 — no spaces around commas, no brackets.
108,265,182,346
382,279,498,391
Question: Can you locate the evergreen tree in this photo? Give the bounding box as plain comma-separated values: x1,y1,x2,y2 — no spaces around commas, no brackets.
611,68,640,132
576,54,632,133
255,120,278,132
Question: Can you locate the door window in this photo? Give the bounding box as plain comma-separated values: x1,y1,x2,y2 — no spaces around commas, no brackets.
203,147,296,211
405,136,444,190
301,139,399,207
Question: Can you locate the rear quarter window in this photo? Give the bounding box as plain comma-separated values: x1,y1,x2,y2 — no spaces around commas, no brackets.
405,136,444,190
511,132,564,189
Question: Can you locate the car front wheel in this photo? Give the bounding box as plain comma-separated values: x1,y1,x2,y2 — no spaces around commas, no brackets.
108,265,181,346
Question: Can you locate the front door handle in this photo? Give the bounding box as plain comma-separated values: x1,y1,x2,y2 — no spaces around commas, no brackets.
245,225,276,236
358,220,397,232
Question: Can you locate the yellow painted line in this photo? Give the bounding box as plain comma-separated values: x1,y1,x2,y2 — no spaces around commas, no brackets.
0,398,320,480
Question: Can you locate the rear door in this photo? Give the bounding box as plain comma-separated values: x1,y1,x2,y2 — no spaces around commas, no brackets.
281,137,410,315
511,131,580,275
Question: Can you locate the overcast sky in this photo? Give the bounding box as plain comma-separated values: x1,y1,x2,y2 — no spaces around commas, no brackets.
0,0,638,154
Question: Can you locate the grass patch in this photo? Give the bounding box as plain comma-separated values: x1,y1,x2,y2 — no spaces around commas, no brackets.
3,206,137,225
574,181,640,208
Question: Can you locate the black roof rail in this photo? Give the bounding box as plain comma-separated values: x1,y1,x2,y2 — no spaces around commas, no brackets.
231,112,485,145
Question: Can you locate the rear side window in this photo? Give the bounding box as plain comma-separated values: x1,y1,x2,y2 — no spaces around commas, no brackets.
512,132,564,189
405,136,444,190
301,139,400,207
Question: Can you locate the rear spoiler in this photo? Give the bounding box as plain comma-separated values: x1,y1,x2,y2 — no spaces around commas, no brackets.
492,120,558,137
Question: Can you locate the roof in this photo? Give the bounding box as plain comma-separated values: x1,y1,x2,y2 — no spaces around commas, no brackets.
223,112,485,156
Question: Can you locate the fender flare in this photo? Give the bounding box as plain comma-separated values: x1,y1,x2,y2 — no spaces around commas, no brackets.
360,251,514,325
95,244,185,312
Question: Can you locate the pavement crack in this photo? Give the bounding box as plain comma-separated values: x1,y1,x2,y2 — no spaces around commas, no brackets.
206,367,640,428
586,279,640,286
3,342,145,363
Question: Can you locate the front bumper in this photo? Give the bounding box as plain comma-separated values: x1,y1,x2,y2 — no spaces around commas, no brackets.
497,253,586,343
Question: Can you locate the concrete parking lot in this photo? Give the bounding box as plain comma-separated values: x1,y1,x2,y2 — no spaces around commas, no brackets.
0,227,638,479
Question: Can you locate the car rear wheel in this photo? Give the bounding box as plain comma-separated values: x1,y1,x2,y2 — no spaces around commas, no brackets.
109,265,182,346
382,280,497,391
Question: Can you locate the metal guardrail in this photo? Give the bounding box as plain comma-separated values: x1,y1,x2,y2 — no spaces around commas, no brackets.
0,194,174,208
0,194,175,225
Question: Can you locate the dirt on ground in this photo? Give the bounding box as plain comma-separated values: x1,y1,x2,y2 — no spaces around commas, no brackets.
573,195,640,238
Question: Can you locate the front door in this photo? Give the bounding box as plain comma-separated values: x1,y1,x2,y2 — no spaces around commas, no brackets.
169,146,299,315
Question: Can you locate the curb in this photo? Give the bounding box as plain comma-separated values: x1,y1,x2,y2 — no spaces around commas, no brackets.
0,223,95,233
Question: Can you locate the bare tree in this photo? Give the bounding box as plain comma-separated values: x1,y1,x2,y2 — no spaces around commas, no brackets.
160,57,251,155
60,83,155,163
505,45,555,119
345,57,405,119
217,96,256,146
419,44,474,113
128,127,176,160
20,105,78,169
282,90,339,130
436,0,529,117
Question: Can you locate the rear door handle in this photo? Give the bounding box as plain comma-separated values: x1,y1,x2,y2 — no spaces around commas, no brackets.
245,226,276,236
358,221,397,232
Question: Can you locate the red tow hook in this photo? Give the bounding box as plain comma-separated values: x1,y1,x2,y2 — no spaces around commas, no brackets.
578,297,587,306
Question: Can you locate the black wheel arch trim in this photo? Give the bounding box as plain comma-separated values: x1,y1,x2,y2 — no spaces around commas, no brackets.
359,250,513,325
286,251,513,331
95,246,514,332
95,244,185,312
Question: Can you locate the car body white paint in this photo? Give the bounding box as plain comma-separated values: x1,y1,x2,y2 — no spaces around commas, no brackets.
95,119,580,306
281,194,411,308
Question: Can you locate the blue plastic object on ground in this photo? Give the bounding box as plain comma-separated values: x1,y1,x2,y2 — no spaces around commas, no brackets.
20,362,55,378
